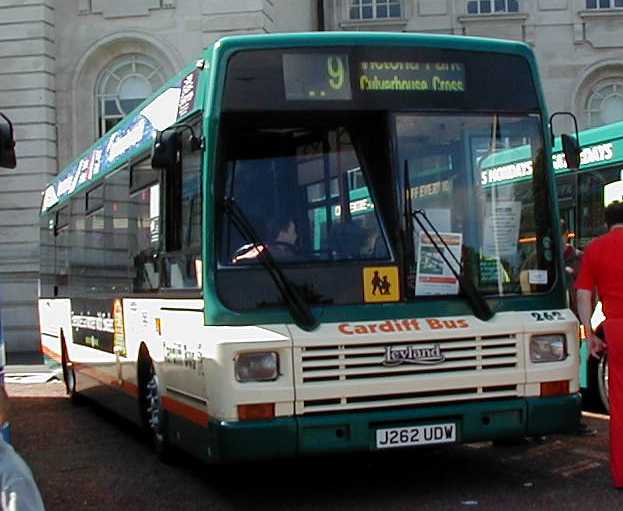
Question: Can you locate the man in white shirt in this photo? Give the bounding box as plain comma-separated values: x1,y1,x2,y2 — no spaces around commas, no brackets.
0,386,45,511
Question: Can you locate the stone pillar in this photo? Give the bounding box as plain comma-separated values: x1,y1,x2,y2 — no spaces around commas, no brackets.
0,0,57,353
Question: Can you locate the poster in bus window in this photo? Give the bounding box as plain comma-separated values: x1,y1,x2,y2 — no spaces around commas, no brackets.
149,184,160,244
415,232,462,296
482,201,521,258
71,299,115,354
412,208,450,261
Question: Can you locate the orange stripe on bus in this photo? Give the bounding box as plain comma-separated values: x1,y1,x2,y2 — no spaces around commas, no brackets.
162,395,210,427
74,363,118,386
41,345,61,363
120,380,139,397
73,364,139,399
41,346,209,427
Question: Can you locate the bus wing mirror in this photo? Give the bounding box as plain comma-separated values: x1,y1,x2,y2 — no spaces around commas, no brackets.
151,130,179,169
561,133,581,170
0,113,17,169
549,111,581,169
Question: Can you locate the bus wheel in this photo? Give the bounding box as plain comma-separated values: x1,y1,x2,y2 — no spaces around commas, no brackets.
597,354,609,413
140,359,172,462
60,336,79,402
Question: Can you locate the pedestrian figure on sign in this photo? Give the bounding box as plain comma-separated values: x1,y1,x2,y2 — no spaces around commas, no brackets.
371,270,381,295
380,275,391,295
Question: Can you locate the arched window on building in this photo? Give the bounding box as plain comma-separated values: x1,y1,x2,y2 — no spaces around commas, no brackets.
96,54,166,137
585,79,623,128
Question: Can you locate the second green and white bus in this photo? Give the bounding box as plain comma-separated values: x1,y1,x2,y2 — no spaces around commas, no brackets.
556,120,623,412
479,117,623,412
39,32,580,462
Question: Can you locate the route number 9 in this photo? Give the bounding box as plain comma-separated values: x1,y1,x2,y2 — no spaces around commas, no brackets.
327,56,345,90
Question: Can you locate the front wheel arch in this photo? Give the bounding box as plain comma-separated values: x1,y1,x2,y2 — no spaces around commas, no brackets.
60,330,79,401
137,344,173,462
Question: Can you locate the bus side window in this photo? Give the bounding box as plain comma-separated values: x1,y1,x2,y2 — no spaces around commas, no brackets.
162,120,202,290
129,160,161,292
40,213,55,297
53,205,71,296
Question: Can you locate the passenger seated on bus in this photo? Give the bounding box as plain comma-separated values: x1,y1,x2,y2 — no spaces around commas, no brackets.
361,228,389,258
328,220,368,260
232,218,300,263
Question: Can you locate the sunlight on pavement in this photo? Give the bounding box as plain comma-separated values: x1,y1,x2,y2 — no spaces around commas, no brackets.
583,411,610,421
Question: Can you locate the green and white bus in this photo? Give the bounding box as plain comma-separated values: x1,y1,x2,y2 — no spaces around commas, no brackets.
555,120,623,412
479,118,623,412
39,32,581,463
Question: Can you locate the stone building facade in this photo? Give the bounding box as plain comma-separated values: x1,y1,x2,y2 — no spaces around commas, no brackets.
324,0,623,129
2,0,623,353
0,0,316,353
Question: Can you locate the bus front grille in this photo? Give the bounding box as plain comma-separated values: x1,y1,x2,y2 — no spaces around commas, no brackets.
296,334,522,414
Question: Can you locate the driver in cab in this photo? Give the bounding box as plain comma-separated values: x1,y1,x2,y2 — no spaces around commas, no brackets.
232,218,299,263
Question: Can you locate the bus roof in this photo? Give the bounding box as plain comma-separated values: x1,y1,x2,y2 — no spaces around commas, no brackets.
553,118,623,152
41,59,205,213
213,31,535,57
41,32,537,214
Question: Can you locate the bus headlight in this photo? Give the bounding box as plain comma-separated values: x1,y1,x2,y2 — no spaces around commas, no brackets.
530,334,567,363
234,352,279,382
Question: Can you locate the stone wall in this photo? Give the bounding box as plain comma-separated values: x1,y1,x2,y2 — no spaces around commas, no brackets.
0,0,57,352
0,0,315,353
325,0,623,130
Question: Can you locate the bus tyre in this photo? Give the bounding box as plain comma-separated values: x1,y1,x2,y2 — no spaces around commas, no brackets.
597,354,609,413
60,336,80,403
140,360,173,463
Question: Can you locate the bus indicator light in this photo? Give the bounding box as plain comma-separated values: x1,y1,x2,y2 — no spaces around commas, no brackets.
540,380,570,397
237,403,275,421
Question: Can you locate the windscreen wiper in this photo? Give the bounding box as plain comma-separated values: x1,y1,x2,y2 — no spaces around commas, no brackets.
412,209,494,322
222,197,319,331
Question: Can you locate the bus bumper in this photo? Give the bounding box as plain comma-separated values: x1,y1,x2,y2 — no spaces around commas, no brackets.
211,393,581,462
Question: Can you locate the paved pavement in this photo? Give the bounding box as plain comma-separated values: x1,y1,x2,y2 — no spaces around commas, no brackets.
4,350,48,373
3,353,621,510
4,377,622,511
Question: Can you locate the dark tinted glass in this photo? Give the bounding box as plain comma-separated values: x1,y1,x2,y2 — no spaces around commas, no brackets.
223,46,539,114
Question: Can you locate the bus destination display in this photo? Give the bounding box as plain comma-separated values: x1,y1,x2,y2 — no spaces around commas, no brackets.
283,54,352,101
358,61,465,93
282,54,466,101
